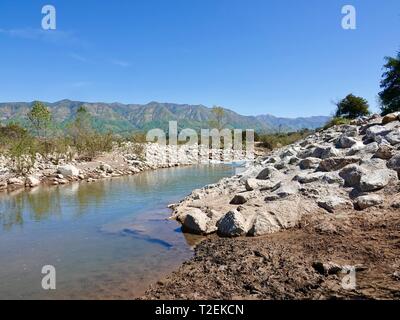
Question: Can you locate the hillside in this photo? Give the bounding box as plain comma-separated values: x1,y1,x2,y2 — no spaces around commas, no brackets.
0,100,330,133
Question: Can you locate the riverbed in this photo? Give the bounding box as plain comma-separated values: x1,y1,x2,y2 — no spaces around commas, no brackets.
0,165,235,299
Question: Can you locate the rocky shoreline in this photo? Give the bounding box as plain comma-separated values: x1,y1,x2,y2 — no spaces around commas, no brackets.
144,112,400,300
0,143,250,193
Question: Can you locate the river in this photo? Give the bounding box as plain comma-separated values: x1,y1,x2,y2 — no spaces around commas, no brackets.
0,165,235,299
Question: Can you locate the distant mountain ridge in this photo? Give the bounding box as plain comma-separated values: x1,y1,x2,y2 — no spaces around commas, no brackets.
0,99,330,133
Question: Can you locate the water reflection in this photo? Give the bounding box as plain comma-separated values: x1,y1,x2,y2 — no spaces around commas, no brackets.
0,165,234,299
0,165,234,232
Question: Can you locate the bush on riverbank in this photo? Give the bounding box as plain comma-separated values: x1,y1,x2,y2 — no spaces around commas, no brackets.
258,130,311,150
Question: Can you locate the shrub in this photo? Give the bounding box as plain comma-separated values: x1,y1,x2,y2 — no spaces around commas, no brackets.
323,117,351,130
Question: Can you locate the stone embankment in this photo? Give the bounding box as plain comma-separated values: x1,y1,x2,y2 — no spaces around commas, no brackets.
172,113,400,237
0,143,250,192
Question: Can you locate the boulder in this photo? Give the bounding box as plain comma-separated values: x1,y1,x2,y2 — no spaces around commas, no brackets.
385,129,400,145
313,146,340,159
299,157,321,170
366,125,391,140
248,212,281,236
58,165,80,177
355,194,384,210
374,145,394,160
0,180,8,190
337,135,358,148
382,112,400,125
273,182,299,198
245,178,279,191
317,196,352,213
25,176,40,187
7,177,24,185
294,172,324,184
230,193,250,205
359,169,396,192
387,154,400,174
318,156,360,172
256,167,278,180
217,210,249,237
182,209,214,235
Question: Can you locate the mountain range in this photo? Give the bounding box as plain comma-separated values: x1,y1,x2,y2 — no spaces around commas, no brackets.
0,100,331,133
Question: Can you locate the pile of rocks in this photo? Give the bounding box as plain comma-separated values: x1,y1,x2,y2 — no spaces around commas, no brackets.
173,112,400,237
0,142,252,192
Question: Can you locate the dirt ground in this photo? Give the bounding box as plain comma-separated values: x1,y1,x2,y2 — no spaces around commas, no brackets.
142,209,400,300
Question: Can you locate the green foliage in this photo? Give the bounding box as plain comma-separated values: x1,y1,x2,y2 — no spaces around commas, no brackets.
27,101,53,138
323,117,351,130
379,52,400,115
335,94,370,119
258,130,311,150
209,106,226,130
8,135,37,175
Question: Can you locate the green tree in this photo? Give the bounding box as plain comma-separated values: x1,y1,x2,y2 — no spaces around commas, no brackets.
379,52,400,115
27,101,52,138
209,106,226,130
68,106,93,145
335,94,370,119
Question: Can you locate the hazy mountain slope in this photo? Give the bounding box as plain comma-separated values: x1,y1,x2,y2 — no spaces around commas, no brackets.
0,100,330,133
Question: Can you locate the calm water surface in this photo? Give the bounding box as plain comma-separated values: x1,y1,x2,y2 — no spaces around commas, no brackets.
0,165,234,299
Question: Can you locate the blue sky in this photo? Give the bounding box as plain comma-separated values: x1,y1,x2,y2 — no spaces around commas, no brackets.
0,0,399,117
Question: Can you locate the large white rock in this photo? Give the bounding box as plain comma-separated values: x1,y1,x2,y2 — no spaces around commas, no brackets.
317,196,352,213
58,165,80,177
248,212,281,236
182,209,214,235
359,169,396,192
355,194,383,210
25,176,40,187
245,178,279,191
217,210,249,237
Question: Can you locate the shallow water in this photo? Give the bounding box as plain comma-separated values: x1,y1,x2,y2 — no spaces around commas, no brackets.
0,165,234,299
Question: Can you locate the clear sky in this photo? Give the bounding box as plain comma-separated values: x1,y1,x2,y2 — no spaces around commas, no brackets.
0,0,399,117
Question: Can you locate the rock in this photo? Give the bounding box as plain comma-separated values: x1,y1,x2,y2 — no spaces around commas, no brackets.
100,163,113,173
273,182,299,198
58,165,80,177
318,156,360,172
217,210,249,237
7,177,24,185
321,172,345,185
313,261,343,275
25,176,40,187
248,212,281,236
317,196,352,213
382,112,400,125
385,129,400,145
374,145,394,160
245,178,279,191
337,135,358,148
355,194,384,210
182,209,214,235
256,167,278,180
299,157,321,170
230,193,250,205
313,146,340,159
359,169,396,192
294,172,324,184
366,125,392,141
0,180,8,190
387,154,400,174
